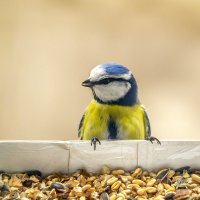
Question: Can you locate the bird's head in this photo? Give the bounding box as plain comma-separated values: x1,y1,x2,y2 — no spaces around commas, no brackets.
82,63,138,106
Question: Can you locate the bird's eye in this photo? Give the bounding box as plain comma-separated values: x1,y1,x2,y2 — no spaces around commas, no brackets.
99,78,113,84
97,77,125,85
105,78,111,83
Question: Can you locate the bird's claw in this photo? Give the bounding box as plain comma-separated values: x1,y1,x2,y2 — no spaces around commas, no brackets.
91,136,101,150
146,136,161,145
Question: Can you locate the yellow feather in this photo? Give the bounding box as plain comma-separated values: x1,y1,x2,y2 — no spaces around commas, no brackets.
80,100,146,140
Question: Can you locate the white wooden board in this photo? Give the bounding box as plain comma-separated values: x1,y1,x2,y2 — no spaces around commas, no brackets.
0,141,69,175
0,140,199,175
68,140,138,173
138,140,200,171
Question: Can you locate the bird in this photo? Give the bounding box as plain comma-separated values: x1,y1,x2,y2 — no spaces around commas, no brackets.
79,63,160,150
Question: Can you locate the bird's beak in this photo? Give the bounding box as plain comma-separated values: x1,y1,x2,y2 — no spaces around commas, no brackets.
82,79,94,87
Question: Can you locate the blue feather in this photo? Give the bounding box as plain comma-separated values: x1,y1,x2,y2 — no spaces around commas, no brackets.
100,63,129,75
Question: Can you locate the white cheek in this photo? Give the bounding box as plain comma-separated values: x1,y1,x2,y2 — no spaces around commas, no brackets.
93,82,131,102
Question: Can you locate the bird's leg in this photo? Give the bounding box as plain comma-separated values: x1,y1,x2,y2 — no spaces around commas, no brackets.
146,136,161,145
91,136,101,150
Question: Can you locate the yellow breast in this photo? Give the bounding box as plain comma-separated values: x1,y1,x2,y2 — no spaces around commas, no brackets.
80,100,146,140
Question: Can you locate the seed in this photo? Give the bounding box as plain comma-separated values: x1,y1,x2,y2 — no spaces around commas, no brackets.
9,176,22,187
192,174,200,183
154,195,164,200
1,184,10,192
73,186,82,196
88,176,96,182
50,182,65,190
25,170,42,177
78,175,87,186
141,175,146,182
29,176,40,183
188,183,198,188
146,186,157,193
112,170,125,175
149,172,157,178
0,181,4,189
120,183,126,190
172,175,182,183
101,165,111,175
131,168,142,178
100,192,109,200
87,187,95,193
116,197,124,200
137,188,146,195
182,170,190,178
1,167,200,199
82,184,91,192
142,171,149,176
136,197,147,200
107,177,118,185
22,180,33,187
49,188,57,198
164,192,175,199
174,189,192,198
117,192,126,198
111,181,121,191
192,186,200,193
132,179,146,186
156,169,170,181
163,183,171,190
127,183,140,190
126,175,133,181
91,191,99,199
123,189,131,194
120,175,128,183
175,166,190,173
146,178,156,187
192,193,200,199
166,186,175,192
157,183,164,192
66,180,79,188
110,193,117,200
167,170,175,179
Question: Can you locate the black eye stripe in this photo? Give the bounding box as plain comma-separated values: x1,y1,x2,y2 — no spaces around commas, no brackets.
94,78,127,85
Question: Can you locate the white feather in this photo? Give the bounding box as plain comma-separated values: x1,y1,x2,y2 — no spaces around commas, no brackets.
93,81,131,102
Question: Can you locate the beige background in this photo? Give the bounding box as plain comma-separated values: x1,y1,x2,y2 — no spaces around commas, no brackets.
0,0,200,140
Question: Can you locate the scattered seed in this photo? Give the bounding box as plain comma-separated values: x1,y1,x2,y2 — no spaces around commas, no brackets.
175,166,191,173
100,192,109,200
50,182,65,190
0,166,199,199
156,168,170,181
22,180,33,187
25,170,42,177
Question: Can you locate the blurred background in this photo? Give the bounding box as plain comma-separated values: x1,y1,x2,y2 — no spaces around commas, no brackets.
0,0,200,140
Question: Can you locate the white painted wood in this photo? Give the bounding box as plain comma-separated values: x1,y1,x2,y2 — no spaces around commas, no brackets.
138,140,200,171
0,141,69,175
68,140,138,173
0,140,199,175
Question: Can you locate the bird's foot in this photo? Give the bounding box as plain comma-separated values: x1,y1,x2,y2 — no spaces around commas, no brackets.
146,136,161,145
91,136,101,150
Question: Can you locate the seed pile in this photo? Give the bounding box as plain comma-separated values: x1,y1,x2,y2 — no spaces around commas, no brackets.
0,166,200,200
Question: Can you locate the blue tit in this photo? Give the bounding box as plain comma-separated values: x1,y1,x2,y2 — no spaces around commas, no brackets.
79,63,160,149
